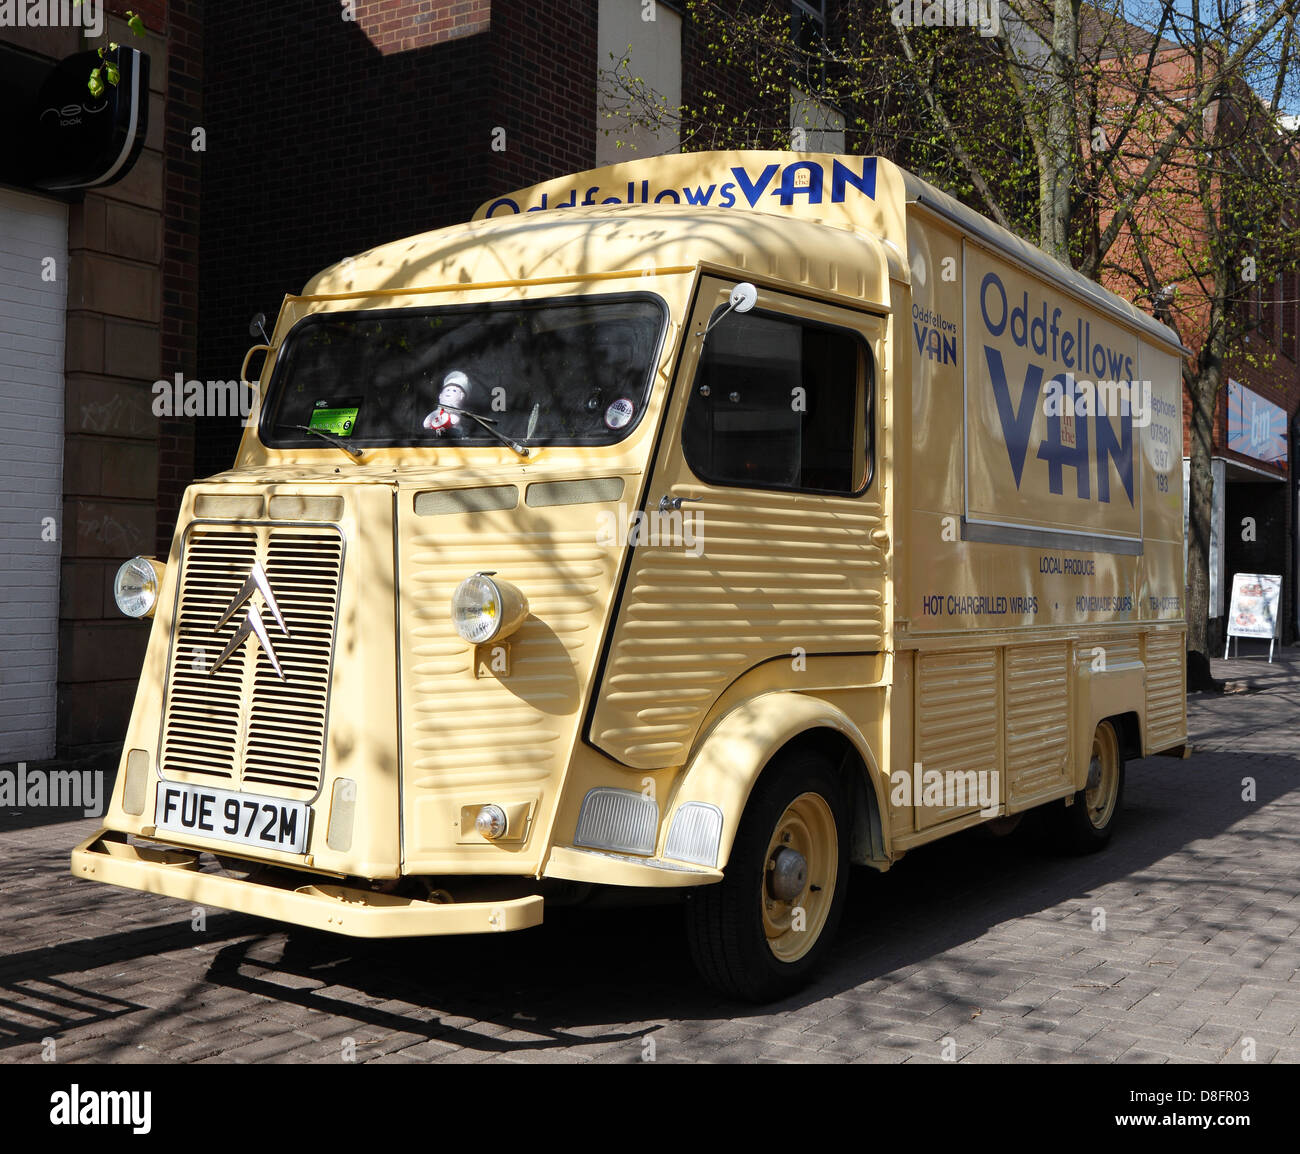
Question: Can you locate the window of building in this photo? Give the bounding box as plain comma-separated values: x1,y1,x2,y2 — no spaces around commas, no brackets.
792,0,827,53
681,308,872,495
791,0,828,94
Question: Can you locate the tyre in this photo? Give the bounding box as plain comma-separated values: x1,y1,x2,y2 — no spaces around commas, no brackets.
1053,718,1125,853
686,748,850,1002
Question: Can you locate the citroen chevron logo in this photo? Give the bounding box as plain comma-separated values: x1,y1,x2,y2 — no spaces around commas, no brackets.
210,562,291,680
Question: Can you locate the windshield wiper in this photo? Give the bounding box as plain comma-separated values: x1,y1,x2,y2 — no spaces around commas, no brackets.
440,405,531,458
289,424,363,461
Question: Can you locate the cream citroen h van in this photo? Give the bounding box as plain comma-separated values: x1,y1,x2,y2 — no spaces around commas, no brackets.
75,152,1188,1001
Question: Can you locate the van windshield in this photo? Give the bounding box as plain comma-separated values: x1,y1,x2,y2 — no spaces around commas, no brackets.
261,293,667,449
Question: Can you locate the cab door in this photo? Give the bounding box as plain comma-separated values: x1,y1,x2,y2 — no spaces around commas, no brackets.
589,276,889,770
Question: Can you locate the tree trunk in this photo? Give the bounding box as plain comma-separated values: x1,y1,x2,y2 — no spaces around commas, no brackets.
1038,0,1081,262
1185,358,1222,692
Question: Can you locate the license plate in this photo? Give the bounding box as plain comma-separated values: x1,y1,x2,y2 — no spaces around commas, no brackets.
155,782,310,855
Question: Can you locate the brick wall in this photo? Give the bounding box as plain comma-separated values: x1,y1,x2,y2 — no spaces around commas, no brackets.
155,0,203,554
484,1,597,188
109,0,167,30
354,0,490,53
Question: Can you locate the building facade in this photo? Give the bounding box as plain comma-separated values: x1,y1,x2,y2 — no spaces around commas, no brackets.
0,0,199,760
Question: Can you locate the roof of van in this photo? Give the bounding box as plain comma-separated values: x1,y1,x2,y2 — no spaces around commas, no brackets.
299,202,899,307
303,151,1183,356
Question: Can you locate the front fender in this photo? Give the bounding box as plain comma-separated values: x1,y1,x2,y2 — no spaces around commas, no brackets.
659,691,886,871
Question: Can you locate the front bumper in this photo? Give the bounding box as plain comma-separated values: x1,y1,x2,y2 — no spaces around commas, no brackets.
71,831,544,938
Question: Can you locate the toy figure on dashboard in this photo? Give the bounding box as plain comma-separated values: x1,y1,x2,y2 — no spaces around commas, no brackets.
422,370,474,435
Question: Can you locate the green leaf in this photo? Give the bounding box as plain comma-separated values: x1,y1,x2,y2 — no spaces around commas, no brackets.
127,12,146,37
88,68,104,98
106,63,120,86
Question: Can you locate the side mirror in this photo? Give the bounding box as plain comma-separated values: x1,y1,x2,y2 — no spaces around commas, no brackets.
729,283,757,314
249,312,270,343
699,282,757,344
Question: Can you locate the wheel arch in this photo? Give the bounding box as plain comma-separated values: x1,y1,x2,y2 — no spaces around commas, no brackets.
1108,710,1142,761
661,692,891,873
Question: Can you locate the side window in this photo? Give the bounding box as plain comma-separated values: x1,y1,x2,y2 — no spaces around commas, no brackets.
681,309,872,495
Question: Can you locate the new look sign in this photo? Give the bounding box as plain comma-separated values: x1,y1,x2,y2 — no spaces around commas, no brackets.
1226,379,1287,467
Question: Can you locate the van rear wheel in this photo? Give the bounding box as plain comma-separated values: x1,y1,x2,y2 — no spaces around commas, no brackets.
685,749,849,1002
1054,719,1125,853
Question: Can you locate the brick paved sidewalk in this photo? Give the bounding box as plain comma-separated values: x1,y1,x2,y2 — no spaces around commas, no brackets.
1,647,1297,1063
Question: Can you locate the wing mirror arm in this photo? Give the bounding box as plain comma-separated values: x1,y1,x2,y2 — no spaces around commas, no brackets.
249,311,271,344
242,311,272,389
698,282,758,346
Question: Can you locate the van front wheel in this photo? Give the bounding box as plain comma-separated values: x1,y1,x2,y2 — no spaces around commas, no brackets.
686,750,849,1002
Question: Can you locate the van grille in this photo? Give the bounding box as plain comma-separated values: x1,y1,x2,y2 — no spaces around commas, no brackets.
159,522,344,799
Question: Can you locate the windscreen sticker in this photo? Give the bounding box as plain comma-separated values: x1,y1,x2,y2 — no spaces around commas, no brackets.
309,403,358,436
604,397,635,429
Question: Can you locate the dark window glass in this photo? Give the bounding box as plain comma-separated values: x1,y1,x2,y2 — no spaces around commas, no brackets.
261,295,666,449
792,0,826,52
681,309,872,495
791,0,828,91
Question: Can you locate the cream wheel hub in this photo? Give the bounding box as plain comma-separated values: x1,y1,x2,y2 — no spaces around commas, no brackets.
760,792,838,963
768,846,807,901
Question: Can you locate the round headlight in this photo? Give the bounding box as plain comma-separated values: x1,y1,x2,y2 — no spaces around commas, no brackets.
114,556,163,619
450,573,528,644
475,804,508,840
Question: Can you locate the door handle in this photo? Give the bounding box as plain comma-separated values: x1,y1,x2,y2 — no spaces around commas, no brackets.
658,495,704,513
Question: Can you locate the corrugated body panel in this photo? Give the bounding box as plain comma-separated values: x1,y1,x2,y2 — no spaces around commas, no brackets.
1004,643,1070,804
160,523,342,800
915,649,999,829
1079,635,1141,671
1144,630,1186,751
590,492,886,768
398,509,623,859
